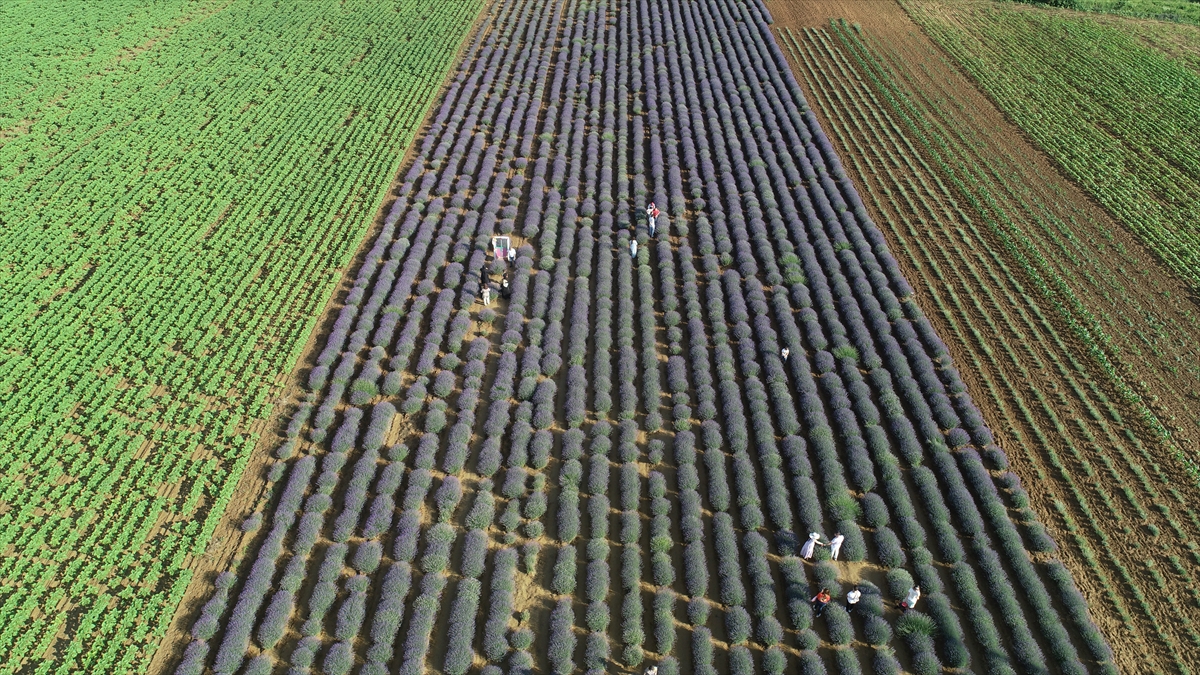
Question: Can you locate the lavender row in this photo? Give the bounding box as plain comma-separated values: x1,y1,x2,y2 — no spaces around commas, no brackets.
174,0,561,672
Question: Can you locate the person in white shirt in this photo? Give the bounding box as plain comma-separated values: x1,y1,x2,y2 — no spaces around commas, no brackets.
828,533,845,560
781,347,790,361
481,285,491,306
645,666,658,675
845,586,862,613
901,585,921,611
630,239,638,259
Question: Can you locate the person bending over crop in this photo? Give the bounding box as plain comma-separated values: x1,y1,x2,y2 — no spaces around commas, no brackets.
811,588,832,617
900,585,921,611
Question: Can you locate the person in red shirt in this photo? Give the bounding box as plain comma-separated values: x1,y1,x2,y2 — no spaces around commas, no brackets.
646,202,660,237
811,588,832,617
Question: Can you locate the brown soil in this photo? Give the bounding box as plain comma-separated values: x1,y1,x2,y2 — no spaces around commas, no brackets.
768,0,1200,672
143,5,495,674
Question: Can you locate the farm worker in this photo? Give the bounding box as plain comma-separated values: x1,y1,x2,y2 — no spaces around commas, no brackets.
482,285,491,307
829,533,845,560
781,347,790,362
800,532,823,559
811,589,832,617
630,239,638,259
900,585,921,611
846,586,862,613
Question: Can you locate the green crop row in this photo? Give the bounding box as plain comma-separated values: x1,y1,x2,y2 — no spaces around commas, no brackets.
0,0,482,672
828,8,1198,483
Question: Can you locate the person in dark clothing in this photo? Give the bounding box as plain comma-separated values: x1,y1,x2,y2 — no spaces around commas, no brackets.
846,586,862,613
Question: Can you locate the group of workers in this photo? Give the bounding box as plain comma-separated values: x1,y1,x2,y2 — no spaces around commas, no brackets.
480,203,658,306
802,530,923,617
479,208,930,627
810,584,921,617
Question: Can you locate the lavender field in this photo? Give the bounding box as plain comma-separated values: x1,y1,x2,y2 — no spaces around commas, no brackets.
170,0,1117,674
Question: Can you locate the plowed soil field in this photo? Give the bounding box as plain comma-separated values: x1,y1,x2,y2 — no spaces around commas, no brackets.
768,0,1200,672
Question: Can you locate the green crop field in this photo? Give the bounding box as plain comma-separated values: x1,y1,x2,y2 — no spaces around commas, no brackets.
1088,0,1200,25
6,0,1197,673
1029,0,1200,26
905,0,1200,293
0,0,480,671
